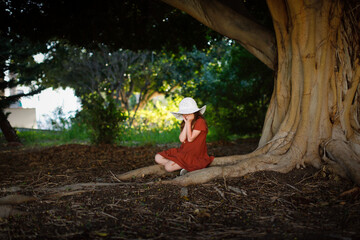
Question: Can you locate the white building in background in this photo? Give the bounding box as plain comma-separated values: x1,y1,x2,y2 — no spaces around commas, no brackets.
1,54,81,130
4,107,37,129
3,86,37,129
3,86,81,130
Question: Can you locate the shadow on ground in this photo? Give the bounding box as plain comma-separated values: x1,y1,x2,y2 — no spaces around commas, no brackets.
0,139,359,239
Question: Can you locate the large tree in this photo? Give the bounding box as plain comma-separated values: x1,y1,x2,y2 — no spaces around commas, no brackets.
0,34,45,143
118,0,360,185
3,0,359,185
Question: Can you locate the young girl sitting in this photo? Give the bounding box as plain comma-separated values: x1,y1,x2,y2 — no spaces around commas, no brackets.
155,97,214,175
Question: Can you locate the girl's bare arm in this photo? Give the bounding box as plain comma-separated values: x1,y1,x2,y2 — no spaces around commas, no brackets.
185,122,201,142
179,125,187,142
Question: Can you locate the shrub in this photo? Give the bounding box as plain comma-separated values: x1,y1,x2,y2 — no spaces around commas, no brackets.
79,92,127,144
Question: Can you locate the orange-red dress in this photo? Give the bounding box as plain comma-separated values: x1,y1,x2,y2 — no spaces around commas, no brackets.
158,118,214,171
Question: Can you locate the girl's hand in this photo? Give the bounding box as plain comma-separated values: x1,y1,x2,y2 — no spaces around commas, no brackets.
183,113,194,124
186,114,194,121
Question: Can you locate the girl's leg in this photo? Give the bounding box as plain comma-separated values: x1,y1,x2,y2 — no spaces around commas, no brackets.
164,161,182,172
155,154,169,165
155,154,182,172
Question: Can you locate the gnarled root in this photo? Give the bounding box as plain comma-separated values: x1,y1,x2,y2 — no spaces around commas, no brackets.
116,141,306,186
162,152,299,186
116,164,172,180
321,139,360,185
115,151,263,182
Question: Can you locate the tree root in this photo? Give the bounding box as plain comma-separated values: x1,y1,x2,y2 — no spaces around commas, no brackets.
115,144,272,182
0,181,160,218
115,140,307,186
0,205,25,218
0,195,36,205
115,137,360,186
116,164,173,180
163,153,300,186
321,139,360,185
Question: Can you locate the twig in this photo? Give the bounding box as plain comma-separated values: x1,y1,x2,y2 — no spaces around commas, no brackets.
286,184,302,193
223,176,228,190
100,211,118,220
228,186,248,196
109,170,122,182
295,171,320,185
214,186,226,200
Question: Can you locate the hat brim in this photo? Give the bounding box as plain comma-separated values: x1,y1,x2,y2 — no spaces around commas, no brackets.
171,105,206,121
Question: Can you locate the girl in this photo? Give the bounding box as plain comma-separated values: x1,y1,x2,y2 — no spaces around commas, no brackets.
155,97,214,174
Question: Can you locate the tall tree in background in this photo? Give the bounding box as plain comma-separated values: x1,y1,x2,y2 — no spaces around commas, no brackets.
47,44,182,128
47,45,147,143
0,34,45,143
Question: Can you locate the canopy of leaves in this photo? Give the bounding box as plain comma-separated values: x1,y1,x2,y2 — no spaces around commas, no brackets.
0,33,46,109
0,0,222,52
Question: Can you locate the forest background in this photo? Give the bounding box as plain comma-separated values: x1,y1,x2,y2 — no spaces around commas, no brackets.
0,1,273,147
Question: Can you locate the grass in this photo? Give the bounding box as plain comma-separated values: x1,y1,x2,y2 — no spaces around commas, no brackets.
0,98,260,147
17,129,89,147
120,127,180,146
1,125,246,148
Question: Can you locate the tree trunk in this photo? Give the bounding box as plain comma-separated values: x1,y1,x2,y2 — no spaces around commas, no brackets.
160,0,276,69
117,0,360,186
0,111,21,143
256,0,360,184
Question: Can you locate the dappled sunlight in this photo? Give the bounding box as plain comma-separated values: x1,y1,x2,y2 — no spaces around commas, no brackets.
126,96,182,131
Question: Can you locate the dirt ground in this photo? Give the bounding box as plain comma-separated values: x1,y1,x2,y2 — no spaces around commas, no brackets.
0,138,359,240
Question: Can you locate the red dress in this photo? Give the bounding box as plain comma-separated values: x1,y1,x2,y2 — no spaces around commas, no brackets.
158,118,214,171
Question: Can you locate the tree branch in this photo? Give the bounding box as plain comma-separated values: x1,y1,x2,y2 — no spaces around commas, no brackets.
160,0,276,69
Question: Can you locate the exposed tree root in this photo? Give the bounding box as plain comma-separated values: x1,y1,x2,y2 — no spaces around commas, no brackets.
116,164,173,180
115,133,314,186
0,181,159,218
0,195,36,205
115,141,276,182
321,139,360,185
162,151,301,186
0,205,25,218
116,144,305,186
116,136,360,186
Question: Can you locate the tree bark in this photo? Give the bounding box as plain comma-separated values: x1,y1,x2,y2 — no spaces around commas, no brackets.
0,111,21,143
118,0,360,186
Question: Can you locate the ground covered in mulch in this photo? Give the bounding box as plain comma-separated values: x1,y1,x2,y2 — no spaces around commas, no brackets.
0,139,359,239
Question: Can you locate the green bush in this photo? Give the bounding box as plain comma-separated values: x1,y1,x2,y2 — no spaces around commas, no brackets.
79,92,127,144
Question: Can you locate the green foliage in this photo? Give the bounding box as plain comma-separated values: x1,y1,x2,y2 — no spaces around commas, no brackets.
1,0,220,52
14,122,89,147
176,40,273,137
0,34,46,110
121,127,180,146
4,95,254,147
45,43,185,128
211,44,273,135
120,97,224,145
129,96,181,130
79,92,127,145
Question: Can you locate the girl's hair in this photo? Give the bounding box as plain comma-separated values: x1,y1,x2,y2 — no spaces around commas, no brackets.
180,111,207,131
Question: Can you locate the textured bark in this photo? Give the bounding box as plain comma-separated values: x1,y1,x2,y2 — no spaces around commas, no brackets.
118,0,360,186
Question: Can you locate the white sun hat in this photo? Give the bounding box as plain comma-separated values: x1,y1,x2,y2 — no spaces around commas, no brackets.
171,97,206,120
